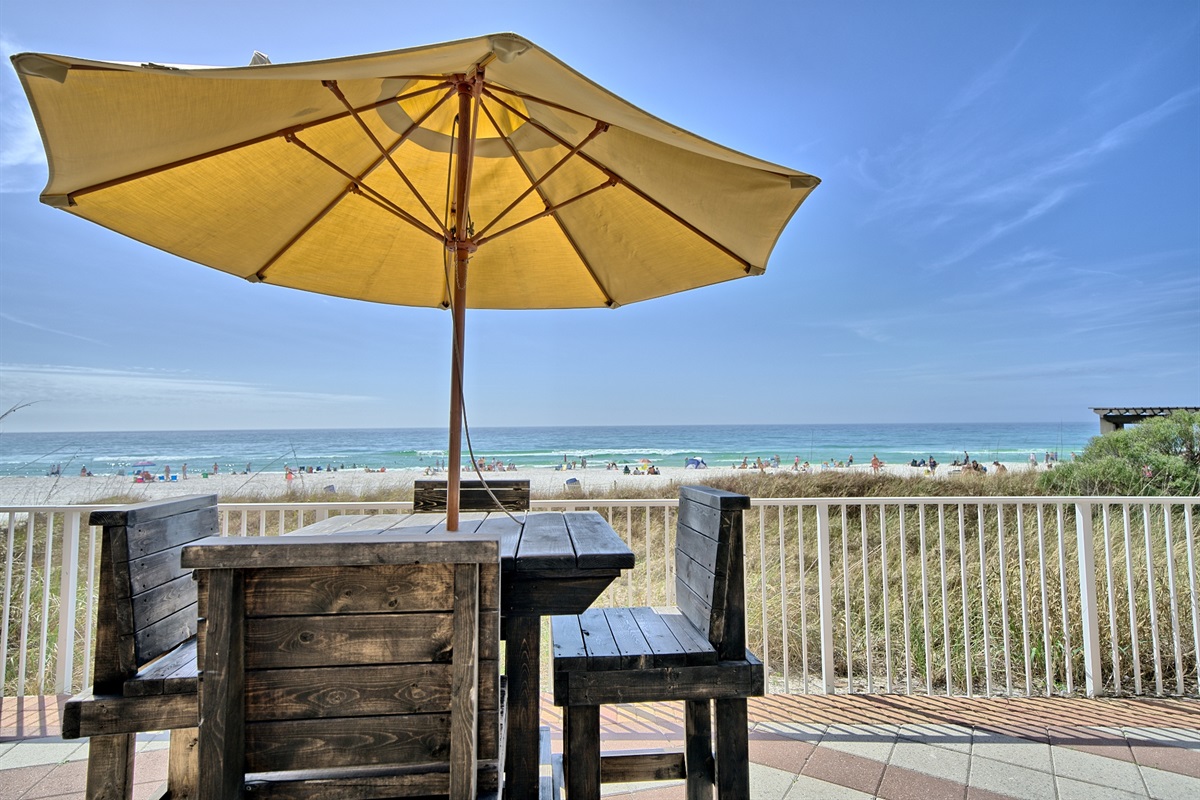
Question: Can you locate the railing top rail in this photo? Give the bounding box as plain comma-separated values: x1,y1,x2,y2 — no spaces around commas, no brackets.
750,496,1200,506
1,495,1196,516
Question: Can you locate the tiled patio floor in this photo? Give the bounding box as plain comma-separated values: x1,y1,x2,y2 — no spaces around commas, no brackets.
3,693,1198,799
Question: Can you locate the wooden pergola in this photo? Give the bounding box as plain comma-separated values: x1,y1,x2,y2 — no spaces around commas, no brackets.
1092,406,1200,434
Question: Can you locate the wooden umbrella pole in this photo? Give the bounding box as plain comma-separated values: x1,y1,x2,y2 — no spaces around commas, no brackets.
446,74,479,531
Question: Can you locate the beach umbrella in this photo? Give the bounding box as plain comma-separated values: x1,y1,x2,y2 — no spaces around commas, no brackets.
12,33,819,529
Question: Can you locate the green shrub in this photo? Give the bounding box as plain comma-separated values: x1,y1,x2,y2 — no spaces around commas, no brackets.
1040,411,1200,496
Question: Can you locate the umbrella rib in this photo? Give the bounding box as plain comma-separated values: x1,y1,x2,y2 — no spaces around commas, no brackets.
253,185,353,282
475,179,616,247
286,132,443,242
476,99,617,307
60,82,453,204
258,91,459,281
474,119,610,240
485,84,606,127
484,88,757,273
324,80,449,236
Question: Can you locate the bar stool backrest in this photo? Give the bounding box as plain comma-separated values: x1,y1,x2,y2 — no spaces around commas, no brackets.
674,485,752,661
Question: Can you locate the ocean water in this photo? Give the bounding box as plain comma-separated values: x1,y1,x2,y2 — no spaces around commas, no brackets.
0,422,1097,478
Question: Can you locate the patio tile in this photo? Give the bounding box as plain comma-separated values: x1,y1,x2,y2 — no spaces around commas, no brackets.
970,730,1053,773
0,739,85,770
1135,764,1200,800
967,755,1056,799
1051,741,1146,795
1126,735,1200,778
0,763,56,800
877,763,967,800
747,763,802,799
898,722,974,754
1124,726,1200,746
890,737,971,783
964,787,1023,800
801,745,886,796
21,758,87,799
819,723,899,763
1049,725,1137,763
783,772,875,799
753,720,827,742
749,731,817,774
1055,775,1147,800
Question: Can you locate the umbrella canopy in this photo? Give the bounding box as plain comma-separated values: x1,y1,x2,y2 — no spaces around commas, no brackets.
13,33,819,527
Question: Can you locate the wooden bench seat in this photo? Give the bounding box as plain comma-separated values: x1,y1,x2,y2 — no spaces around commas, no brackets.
414,479,530,512
551,486,764,799
62,494,217,800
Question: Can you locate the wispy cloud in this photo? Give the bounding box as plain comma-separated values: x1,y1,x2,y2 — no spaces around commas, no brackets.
850,35,1199,271
0,312,107,345
929,185,1078,268
0,363,373,408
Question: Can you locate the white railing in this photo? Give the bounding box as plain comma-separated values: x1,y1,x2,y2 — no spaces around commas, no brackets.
2,497,1196,699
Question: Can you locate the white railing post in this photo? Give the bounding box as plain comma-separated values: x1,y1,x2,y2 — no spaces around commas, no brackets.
816,503,836,693
54,510,82,694
1075,501,1102,696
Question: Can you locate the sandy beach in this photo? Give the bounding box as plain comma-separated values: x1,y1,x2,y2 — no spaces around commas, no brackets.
0,461,1041,506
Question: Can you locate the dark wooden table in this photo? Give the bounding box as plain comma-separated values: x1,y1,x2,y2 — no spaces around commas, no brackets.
277,510,635,798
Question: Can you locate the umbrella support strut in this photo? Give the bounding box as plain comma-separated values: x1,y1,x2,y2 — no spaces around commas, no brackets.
446,74,480,531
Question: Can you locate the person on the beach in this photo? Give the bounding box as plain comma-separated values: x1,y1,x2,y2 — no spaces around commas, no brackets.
870,454,882,474
1029,452,1037,468
928,457,937,474
848,454,854,465
993,461,1008,474
164,465,171,480
212,463,219,475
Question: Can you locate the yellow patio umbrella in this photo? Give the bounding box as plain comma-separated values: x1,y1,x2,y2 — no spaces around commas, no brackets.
12,33,819,529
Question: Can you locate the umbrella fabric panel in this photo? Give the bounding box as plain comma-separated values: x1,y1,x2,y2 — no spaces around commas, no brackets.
581,127,809,268
61,138,352,280
272,197,450,307
22,64,349,200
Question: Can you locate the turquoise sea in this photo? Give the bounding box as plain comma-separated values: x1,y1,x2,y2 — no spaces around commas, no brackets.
0,422,1097,478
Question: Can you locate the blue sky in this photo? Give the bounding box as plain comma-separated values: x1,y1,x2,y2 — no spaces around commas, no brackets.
1,1,1197,432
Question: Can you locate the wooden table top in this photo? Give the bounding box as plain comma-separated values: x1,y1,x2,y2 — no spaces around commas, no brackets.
183,510,635,575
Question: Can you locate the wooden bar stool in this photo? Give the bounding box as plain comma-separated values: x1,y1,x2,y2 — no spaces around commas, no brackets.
551,486,764,799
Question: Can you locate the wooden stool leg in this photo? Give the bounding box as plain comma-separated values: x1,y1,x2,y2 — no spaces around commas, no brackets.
565,705,600,800
86,733,135,800
713,698,750,800
685,699,714,800
167,727,199,799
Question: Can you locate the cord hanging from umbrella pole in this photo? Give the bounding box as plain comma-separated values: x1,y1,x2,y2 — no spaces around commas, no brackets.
446,72,481,532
